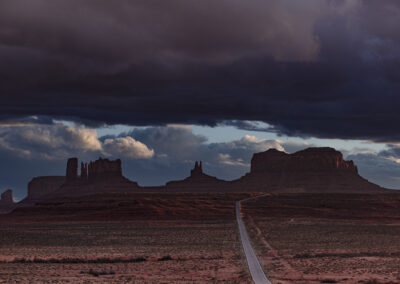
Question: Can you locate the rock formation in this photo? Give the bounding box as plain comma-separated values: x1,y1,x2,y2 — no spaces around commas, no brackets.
1,189,13,204
165,148,385,193
49,157,138,198
166,161,229,192
0,147,389,215
64,157,123,184
18,157,138,204
0,189,16,213
27,176,66,200
88,158,122,180
250,148,358,173
81,162,88,180
235,147,384,193
191,161,203,177
66,158,78,182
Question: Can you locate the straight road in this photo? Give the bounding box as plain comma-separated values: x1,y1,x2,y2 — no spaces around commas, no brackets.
236,198,272,284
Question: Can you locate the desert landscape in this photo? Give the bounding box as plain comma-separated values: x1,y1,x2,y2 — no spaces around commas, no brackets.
242,193,400,284
0,219,249,283
0,148,399,283
0,193,255,283
2,2,400,283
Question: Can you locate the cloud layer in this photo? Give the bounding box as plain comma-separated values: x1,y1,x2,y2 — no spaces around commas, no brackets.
0,124,154,160
0,1,400,141
1,1,400,198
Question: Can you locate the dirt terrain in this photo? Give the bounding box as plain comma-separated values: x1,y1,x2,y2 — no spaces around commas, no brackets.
7,192,253,222
242,193,400,284
0,220,251,283
1,192,399,283
0,193,252,283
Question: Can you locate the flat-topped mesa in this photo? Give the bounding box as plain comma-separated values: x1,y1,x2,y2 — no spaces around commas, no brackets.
30,157,138,200
88,158,122,180
236,147,383,193
1,189,14,204
28,176,66,200
251,147,358,174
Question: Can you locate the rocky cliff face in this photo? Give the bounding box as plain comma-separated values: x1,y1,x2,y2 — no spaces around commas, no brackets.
1,189,14,204
50,157,138,198
28,176,66,200
166,161,229,192
66,158,78,182
190,161,203,177
2,147,388,212
251,148,358,173
87,158,122,180
0,189,16,213
23,157,135,203
237,147,383,193
81,162,88,179
64,157,123,184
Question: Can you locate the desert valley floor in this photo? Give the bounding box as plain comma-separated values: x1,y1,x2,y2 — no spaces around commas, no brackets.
0,192,399,283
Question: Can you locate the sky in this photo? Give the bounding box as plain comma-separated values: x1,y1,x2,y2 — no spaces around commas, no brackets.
1,0,400,199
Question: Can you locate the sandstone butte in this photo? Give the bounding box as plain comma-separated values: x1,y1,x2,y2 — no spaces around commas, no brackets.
0,147,390,213
0,189,15,214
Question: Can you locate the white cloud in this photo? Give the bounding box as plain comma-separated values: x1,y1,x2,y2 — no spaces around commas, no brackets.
58,126,102,151
218,153,249,167
239,135,284,152
103,136,154,159
0,123,153,160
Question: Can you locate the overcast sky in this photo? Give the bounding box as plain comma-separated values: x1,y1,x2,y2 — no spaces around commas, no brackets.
1,0,400,199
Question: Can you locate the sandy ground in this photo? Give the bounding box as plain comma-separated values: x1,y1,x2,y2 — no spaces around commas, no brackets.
0,220,251,283
242,193,400,284
1,192,398,283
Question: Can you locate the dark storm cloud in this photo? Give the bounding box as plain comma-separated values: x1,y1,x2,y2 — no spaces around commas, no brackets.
0,115,54,126
1,0,400,141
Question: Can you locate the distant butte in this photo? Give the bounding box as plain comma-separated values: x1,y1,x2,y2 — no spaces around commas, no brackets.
48,157,139,199
234,147,384,193
165,160,229,192
0,189,16,213
0,147,391,213
251,148,357,173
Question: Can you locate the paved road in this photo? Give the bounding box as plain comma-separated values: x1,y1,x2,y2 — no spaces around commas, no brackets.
236,198,272,284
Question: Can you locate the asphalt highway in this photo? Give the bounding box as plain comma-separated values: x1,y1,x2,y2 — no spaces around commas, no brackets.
236,198,271,284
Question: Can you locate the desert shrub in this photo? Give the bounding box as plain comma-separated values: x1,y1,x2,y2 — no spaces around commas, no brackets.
294,252,389,259
12,258,28,263
87,269,115,277
363,280,380,284
293,253,312,259
321,280,337,283
158,255,173,261
129,257,147,263
88,269,100,277
6,257,147,264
